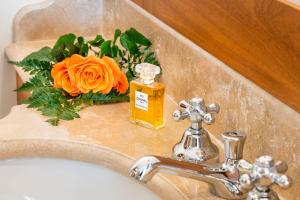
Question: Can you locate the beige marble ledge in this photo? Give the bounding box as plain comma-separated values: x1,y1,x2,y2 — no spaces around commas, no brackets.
0,96,223,200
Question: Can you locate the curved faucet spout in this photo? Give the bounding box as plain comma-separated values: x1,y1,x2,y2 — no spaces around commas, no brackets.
130,155,220,182
129,155,247,199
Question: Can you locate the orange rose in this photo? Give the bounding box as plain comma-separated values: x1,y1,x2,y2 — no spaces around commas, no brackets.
67,55,115,94
102,56,122,87
114,72,129,94
51,57,80,96
102,56,129,94
51,54,129,95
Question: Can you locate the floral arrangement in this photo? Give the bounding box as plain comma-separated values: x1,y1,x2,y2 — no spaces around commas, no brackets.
12,28,160,125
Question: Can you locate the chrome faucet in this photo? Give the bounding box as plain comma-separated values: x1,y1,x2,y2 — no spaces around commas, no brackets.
172,97,220,163
129,97,292,199
130,131,249,199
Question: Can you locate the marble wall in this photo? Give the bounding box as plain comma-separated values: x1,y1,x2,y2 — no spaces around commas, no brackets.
13,0,300,199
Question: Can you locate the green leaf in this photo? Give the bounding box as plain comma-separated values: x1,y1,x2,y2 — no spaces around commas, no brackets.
100,40,112,56
59,107,80,120
89,35,104,47
118,49,124,57
126,67,135,82
79,91,129,105
15,81,34,92
90,91,129,104
77,36,84,45
120,34,138,54
80,43,89,56
144,52,156,63
53,33,76,49
46,118,59,126
39,107,58,117
51,33,78,61
30,75,51,86
124,28,151,46
16,59,52,75
113,29,122,45
111,45,119,57
76,36,89,56
27,97,45,108
22,47,53,62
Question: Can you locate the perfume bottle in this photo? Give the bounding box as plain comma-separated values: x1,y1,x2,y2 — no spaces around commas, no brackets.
130,63,165,129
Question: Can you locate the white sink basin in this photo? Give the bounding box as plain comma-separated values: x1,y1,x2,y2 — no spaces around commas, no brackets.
0,158,160,200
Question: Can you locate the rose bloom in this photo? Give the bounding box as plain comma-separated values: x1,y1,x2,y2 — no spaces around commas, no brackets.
114,72,129,94
102,56,128,93
51,54,128,96
51,56,80,96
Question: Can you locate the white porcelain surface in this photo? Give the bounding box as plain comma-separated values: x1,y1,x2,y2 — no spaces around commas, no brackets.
0,158,160,200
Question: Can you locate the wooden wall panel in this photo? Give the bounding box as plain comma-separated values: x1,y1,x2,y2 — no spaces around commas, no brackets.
132,0,300,112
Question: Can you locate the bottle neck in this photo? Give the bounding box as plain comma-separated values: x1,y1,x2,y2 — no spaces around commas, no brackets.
140,78,154,85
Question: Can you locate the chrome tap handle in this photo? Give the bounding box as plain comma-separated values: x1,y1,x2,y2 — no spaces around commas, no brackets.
238,155,292,200
173,97,220,127
206,103,220,114
179,100,191,109
172,110,189,121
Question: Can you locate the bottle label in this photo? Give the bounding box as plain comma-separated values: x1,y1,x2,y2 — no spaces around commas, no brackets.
135,91,148,111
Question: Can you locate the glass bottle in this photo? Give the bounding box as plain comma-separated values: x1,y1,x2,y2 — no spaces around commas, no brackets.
130,63,165,129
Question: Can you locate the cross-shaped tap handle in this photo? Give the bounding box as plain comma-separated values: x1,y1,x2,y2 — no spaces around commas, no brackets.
172,97,220,127
238,155,292,200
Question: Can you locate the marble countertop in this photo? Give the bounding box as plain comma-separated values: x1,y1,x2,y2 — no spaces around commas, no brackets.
1,41,224,200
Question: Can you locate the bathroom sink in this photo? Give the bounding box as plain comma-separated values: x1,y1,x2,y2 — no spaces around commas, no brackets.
0,158,160,200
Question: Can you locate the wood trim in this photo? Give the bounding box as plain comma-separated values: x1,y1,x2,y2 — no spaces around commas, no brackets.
132,0,300,112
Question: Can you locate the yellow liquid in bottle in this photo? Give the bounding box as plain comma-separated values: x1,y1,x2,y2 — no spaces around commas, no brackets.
130,80,165,129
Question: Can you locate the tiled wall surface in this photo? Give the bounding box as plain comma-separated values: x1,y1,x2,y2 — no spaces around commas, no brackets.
13,0,300,199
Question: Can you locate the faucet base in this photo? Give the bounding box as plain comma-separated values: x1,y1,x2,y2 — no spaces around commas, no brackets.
247,188,279,200
172,127,219,163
